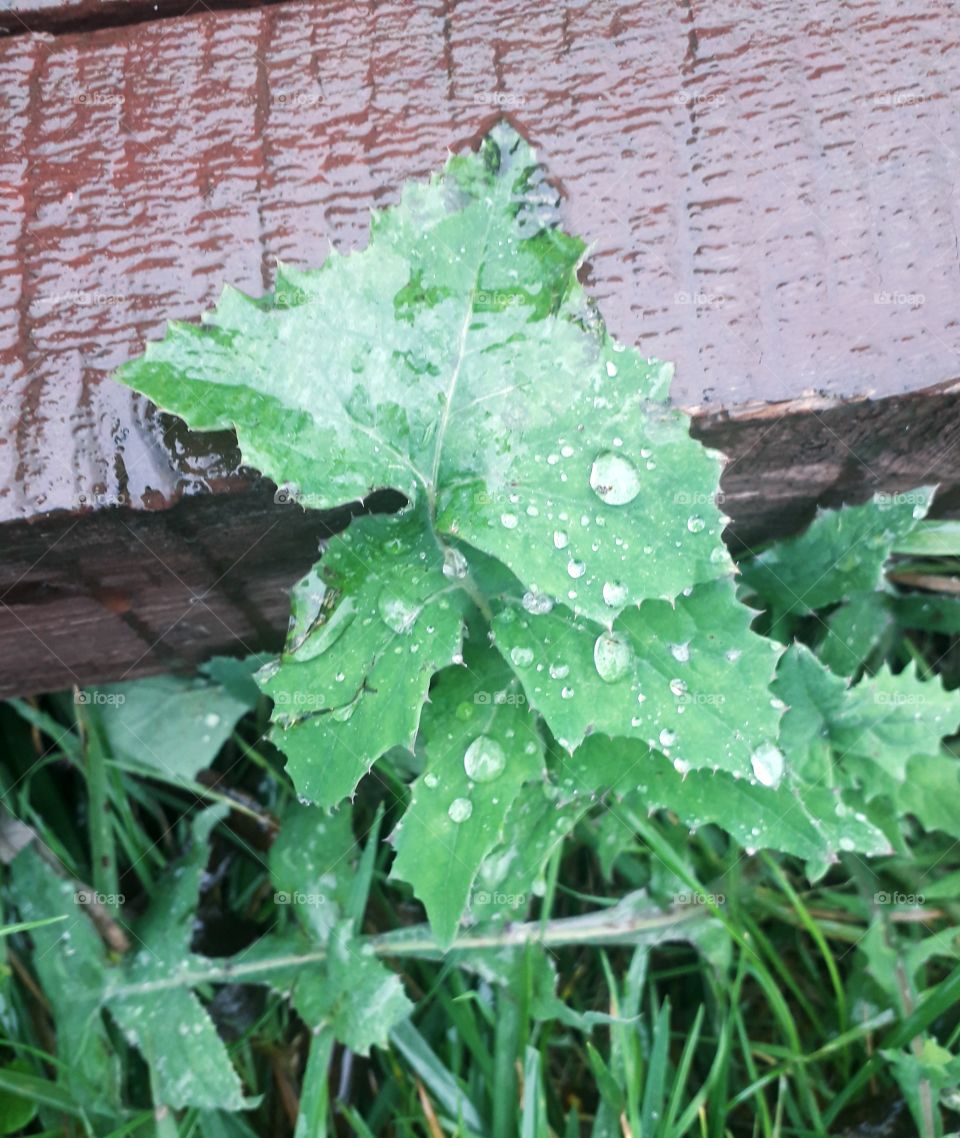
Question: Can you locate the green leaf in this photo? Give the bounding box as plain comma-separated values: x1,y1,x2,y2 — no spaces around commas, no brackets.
739,489,933,616
106,807,251,1112
774,645,958,796
492,578,783,774
560,736,891,861
268,802,358,940
116,123,731,628
390,647,546,945
816,591,893,677
290,921,412,1055
259,506,470,806
90,664,258,782
8,852,121,1115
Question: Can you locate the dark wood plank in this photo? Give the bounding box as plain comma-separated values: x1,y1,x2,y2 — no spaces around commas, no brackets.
1,0,959,696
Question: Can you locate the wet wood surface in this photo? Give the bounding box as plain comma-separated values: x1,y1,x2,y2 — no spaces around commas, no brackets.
1,0,959,696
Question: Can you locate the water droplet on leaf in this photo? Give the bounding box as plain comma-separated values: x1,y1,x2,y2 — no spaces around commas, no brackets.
589,451,641,506
463,735,507,783
593,631,632,683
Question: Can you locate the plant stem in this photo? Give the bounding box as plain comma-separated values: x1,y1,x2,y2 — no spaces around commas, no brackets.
106,901,707,999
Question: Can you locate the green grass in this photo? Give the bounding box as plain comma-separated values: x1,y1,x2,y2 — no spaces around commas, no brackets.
0,563,959,1137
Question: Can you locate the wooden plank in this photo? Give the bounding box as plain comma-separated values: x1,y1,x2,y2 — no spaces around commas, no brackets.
1,0,959,696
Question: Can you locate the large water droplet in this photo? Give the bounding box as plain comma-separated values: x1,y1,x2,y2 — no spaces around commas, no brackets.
750,742,785,788
659,728,677,748
553,529,569,549
602,580,629,607
448,797,473,823
378,588,419,634
522,591,554,615
549,663,570,680
686,515,706,533
589,451,641,506
442,546,469,580
501,513,519,530
567,559,586,579
463,736,506,783
510,645,534,668
424,772,439,789
670,642,691,663
593,631,632,683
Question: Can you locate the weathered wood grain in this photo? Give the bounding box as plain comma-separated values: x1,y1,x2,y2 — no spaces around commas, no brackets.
1,0,959,695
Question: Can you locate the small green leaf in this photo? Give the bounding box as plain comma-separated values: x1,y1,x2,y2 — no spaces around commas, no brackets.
739,489,933,616
390,647,546,944
292,922,412,1055
259,506,469,806
106,807,250,1112
775,645,958,796
89,668,257,782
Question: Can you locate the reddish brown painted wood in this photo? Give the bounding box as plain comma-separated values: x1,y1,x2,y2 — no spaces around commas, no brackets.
1,0,959,696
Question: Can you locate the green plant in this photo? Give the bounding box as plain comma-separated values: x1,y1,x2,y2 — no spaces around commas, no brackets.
3,123,959,1138
114,124,957,938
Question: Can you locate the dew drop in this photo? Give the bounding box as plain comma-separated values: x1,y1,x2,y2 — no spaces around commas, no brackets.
442,546,469,580
750,742,785,788
549,663,570,680
464,735,507,783
659,728,677,748
553,529,569,549
424,772,439,789
448,797,473,823
686,515,706,533
567,559,586,579
561,686,575,700
670,642,691,663
522,591,554,615
378,588,419,634
589,451,642,506
203,713,221,728
501,512,519,530
593,631,632,683
602,580,629,607
605,360,618,377
669,678,687,697
510,645,535,668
